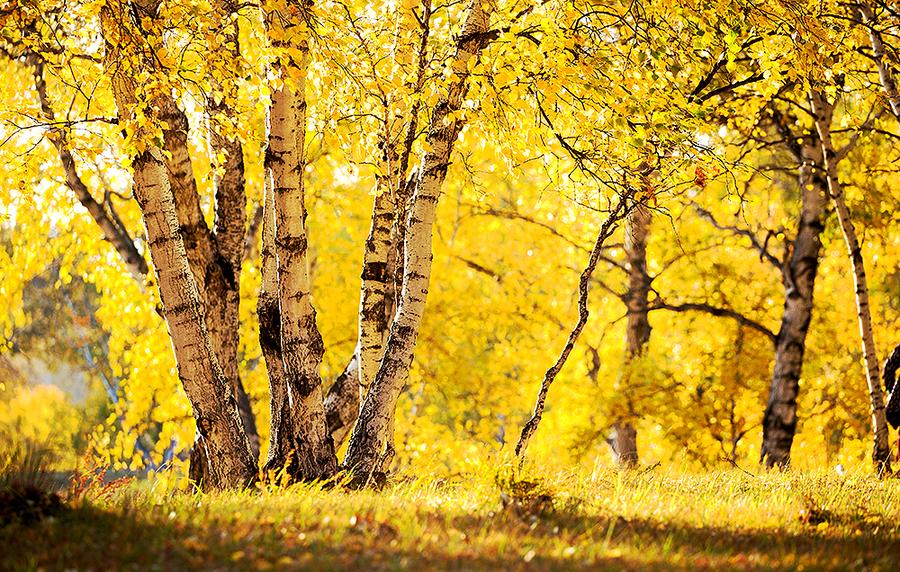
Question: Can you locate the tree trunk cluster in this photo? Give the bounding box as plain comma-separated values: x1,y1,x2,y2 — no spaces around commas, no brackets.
86,0,492,488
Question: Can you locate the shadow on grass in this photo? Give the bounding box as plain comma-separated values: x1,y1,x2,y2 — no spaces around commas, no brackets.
1,497,896,571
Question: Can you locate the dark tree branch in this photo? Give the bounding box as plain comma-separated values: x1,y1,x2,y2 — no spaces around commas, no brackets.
649,300,777,342
25,52,148,281
515,192,632,461
692,204,782,269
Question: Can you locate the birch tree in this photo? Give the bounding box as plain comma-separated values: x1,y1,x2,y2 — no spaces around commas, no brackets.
260,2,337,479
5,0,900,486
342,0,492,480
808,88,892,473
98,0,256,488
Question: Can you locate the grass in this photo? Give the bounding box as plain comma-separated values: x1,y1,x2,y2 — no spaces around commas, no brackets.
1,464,899,571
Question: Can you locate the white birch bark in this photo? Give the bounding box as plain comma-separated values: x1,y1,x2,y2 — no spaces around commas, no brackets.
515,197,630,461
809,89,892,473
209,0,257,459
357,186,394,404
101,2,255,489
343,0,492,479
265,29,337,479
857,4,900,119
258,171,290,470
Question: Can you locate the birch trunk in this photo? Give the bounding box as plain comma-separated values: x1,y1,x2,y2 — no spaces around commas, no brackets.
342,0,491,479
809,89,892,474
613,202,651,468
33,46,257,482
760,134,827,468
264,35,337,480
129,146,254,489
330,0,431,450
135,0,258,464
516,196,630,461
258,171,291,471
158,97,259,462
857,4,900,118
325,354,361,445
101,3,255,488
107,106,254,487
358,186,394,403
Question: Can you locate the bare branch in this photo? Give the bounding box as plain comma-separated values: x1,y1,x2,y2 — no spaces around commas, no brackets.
692,204,782,269
648,300,777,342
25,52,148,281
515,193,632,461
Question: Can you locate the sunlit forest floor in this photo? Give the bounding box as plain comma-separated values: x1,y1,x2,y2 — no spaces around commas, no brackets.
3,465,899,571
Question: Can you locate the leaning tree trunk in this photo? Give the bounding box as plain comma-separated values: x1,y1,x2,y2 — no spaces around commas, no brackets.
809,89,892,474
128,145,255,489
159,95,260,466
760,133,827,468
613,201,651,468
146,0,259,469
342,0,492,481
101,2,255,489
515,196,630,462
322,0,432,453
857,3,900,119
28,55,148,281
32,44,256,481
263,24,337,480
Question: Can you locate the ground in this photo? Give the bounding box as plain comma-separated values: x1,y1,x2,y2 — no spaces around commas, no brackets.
1,466,898,571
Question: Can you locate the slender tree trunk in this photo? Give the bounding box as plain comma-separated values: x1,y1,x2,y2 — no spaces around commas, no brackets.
516,196,630,461
321,0,432,454
809,89,892,474
385,0,431,331
342,0,492,480
612,202,651,468
264,26,337,479
32,47,257,482
28,55,148,281
857,4,900,119
760,134,827,468
101,2,255,489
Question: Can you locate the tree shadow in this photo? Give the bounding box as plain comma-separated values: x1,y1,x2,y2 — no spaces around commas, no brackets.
1,496,896,571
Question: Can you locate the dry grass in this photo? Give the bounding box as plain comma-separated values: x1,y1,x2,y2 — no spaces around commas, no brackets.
1,464,898,570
